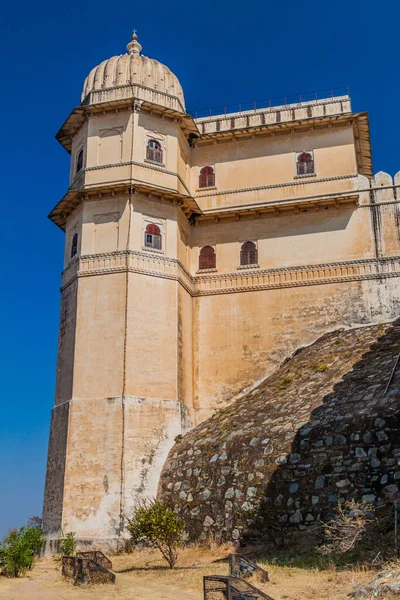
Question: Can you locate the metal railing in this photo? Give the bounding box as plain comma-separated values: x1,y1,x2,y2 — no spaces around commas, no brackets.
189,86,349,119
204,575,275,600
76,550,113,570
229,554,269,582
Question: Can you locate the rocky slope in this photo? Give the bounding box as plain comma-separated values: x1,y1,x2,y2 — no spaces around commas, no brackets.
159,320,400,543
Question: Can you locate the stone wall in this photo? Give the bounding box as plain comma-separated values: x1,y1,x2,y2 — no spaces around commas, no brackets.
159,320,400,544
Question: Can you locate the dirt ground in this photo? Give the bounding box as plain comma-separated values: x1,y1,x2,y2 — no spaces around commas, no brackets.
0,546,374,600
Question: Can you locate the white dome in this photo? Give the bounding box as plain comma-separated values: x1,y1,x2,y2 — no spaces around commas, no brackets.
81,33,185,112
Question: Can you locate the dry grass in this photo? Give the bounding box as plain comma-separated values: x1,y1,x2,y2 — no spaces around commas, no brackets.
0,545,375,600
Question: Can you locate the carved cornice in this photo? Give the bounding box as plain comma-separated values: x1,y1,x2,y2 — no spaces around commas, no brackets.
61,250,400,298
83,160,191,197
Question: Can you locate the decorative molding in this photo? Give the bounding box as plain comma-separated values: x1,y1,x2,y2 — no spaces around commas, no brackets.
294,173,317,179
237,263,260,270
133,100,143,113
144,159,166,168
142,246,164,254
196,268,218,274
80,160,191,197
61,250,400,298
82,82,186,114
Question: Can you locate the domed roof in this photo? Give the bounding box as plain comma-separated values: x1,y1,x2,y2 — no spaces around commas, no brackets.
81,33,185,112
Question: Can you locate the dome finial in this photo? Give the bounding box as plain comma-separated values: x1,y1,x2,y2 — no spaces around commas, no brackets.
127,29,142,55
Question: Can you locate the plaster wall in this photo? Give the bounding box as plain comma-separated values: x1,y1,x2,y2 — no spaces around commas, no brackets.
72,272,126,399
87,112,132,168
61,397,123,539
192,280,369,416
191,205,374,273
124,272,178,399
192,126,356,201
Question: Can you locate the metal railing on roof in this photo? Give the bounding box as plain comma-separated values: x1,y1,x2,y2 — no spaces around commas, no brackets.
189,86,350,119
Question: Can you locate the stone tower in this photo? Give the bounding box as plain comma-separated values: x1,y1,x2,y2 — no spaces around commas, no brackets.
42,33,198,547
43,32,400,548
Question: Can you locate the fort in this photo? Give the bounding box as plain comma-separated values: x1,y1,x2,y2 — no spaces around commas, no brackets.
43,31,400,549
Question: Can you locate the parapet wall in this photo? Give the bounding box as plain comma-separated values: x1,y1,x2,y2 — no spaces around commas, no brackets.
194,96,351,135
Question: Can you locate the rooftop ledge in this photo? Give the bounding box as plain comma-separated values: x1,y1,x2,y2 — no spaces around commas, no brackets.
197,192,360,224
194,95,351,137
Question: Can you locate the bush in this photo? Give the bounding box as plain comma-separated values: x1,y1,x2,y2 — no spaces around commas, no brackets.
277,376,293,389
58,531,76,557
127,499,184,568
319,500,374,555
0,525,44,577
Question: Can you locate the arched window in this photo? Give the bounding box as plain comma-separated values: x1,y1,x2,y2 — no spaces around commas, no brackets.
240,241,258,266
199,166,215,188
296,151,314,176
144,223,162,250
146,139,163,164
199,246,216,270
76,148,83,174
70,232,78,258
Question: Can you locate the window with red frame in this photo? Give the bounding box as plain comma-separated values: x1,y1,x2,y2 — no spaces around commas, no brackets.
199,166,215,188
199,246,216,270
146,139,163,164
296,152,314,176
240,241,258,266
144,223,162,250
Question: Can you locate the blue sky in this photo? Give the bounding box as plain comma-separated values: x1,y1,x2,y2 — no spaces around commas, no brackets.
0,0,398,538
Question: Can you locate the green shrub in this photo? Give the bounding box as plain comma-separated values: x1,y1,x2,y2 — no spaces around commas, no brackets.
58,531,76,557
0,525,44,577
311,363,330,372
127,499,184,568
277,376,293,388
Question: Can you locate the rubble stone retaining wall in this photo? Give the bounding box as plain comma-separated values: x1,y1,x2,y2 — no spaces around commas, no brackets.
159,320,400,544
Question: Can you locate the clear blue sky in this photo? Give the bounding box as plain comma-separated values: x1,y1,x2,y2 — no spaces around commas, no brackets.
0,0,398,539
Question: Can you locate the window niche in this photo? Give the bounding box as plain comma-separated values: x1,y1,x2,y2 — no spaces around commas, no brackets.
296,151,315,177
76,148,84,174
239,241,258,268
199,166,215,189
198,246,216,271
144,223,163,251
70,232,78,258
146,138,163,165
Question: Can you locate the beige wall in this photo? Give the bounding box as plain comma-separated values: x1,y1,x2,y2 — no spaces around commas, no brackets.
191,126,356,198
72,272,126,399
191,204,375,273
192,279,374,417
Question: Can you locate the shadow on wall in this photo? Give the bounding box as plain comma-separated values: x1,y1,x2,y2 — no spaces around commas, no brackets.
158,319,400,547
248,322,400,544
